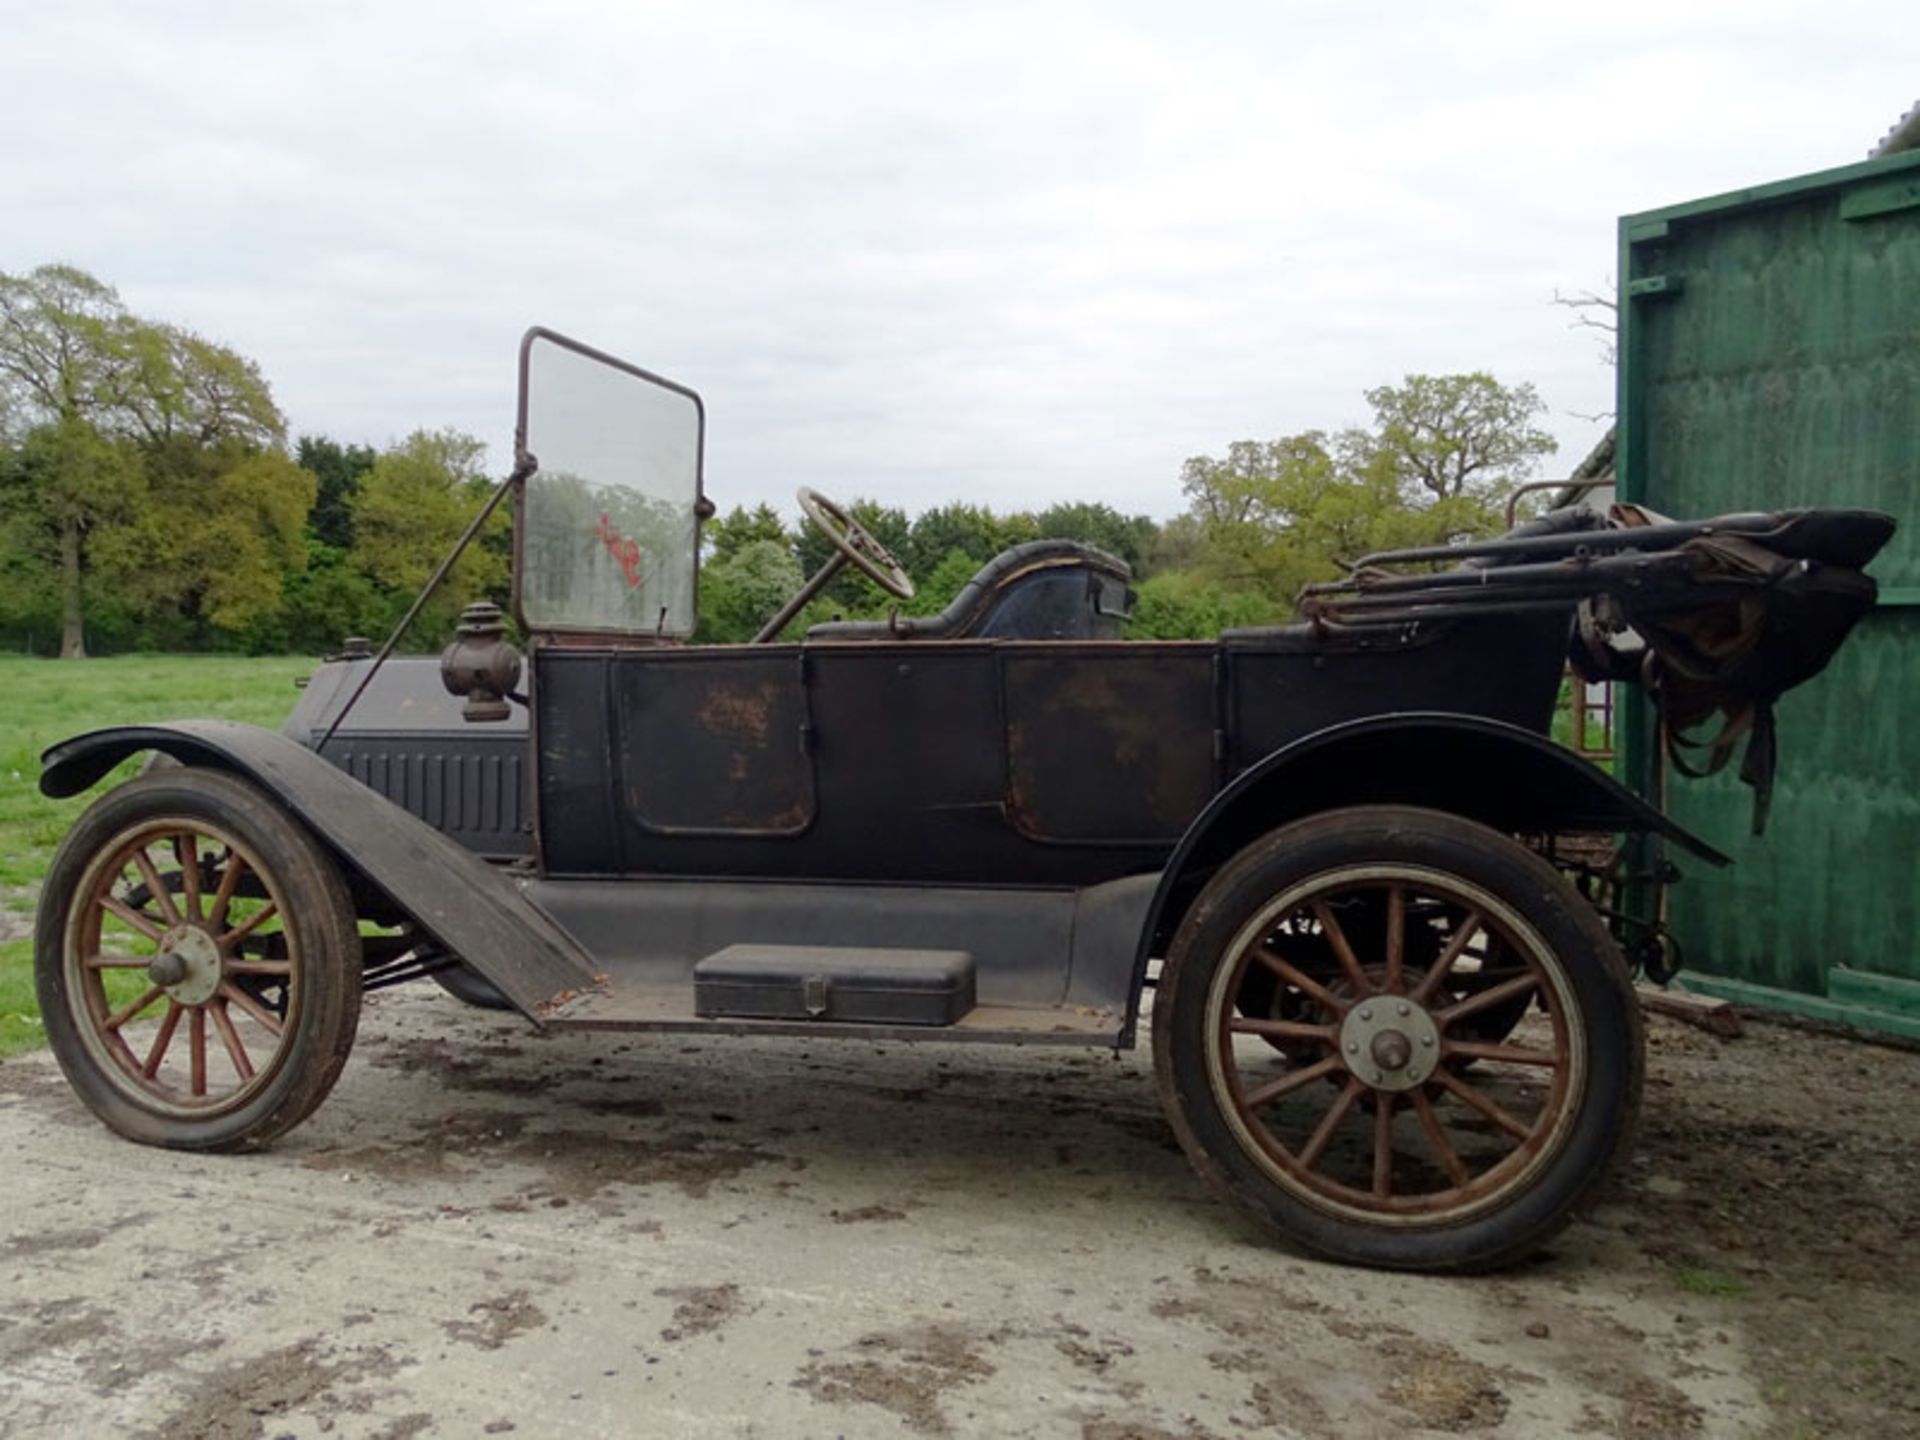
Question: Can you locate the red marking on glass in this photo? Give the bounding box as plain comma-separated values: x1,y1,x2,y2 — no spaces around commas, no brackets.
594,513,645,589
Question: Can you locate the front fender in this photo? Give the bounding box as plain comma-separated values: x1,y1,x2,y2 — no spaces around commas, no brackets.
41,721,599,1019
1122,712,1727,1043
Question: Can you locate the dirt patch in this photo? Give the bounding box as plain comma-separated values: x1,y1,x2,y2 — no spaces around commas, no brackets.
141,1340,400,1440
1609,1375,1706,1437
501,1126,781,1205
830,1204,907,1224
299,1111,780,1207
1052,1318,1135,1375
1081,1423,1221,1440
443,1291,547,1351
298,1109,529,1183
656,1283,747,1342
1147,1264,1329,1338
0,1298,118,1368
361,1035,577,1095
795,1323,999,1434
0,1224,113,1259
1380,1340,1510,1432
0,1295,221,1403
1612,1017,1920,1439
0,886,35,945
0,1060,65,1097
582,1096,665,1119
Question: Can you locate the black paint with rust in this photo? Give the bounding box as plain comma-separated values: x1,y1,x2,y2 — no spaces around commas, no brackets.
531,609,1568,885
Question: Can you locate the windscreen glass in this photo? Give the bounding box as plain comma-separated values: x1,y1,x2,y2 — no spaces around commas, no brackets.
519,335,702,635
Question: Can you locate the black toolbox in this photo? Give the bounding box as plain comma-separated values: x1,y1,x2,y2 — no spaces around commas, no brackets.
692,945,977,1026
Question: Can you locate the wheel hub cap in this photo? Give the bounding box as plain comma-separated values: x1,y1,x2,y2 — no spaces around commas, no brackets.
1339,998,1439,1092
152,926,221,1007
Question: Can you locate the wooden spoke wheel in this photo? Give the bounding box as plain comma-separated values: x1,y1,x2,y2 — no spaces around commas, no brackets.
36,770,362,1150
1154,805,1641,1273
1232,896,1537,1063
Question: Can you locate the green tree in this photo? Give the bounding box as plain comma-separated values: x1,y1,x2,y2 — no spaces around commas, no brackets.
0,421,145,655
1175,373,1557,610
904,502,1035,576
297,434,377,551
0,266,147,655
704,501,790,562
131,445,315,641
696,537,804,642
1345,372,1556,506
913,547,986,614
348,429,506,638
280,543,387,654
1129,570,1280,639
0,264,298,655
120,323,285,450
1032,500,1157,572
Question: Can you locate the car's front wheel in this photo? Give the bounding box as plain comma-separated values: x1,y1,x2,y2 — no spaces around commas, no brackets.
36,769,363,1150
1153,805,1641,1272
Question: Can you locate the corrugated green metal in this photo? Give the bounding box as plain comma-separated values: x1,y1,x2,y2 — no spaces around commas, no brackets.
1618,149,1920,1035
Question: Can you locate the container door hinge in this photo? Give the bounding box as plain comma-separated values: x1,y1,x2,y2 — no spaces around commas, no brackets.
803,974,830,1017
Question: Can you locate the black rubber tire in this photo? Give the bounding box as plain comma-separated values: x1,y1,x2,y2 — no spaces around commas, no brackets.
1153,804,1642,1273
35,770,363,1151
431,963,513,1011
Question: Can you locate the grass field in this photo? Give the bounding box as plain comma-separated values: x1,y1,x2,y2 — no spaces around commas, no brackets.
0,654,313,1057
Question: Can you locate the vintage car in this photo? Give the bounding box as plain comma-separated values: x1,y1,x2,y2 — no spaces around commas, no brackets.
32,329,1894,1272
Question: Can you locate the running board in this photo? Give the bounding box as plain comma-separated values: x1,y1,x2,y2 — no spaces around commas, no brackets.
544,982,1122,1047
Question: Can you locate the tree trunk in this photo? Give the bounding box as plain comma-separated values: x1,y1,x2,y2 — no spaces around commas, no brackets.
59,512,86,659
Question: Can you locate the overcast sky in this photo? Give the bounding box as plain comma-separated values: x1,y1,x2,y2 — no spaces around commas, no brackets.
3,1,1913,520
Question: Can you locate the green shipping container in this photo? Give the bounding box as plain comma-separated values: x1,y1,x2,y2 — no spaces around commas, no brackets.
1618,148,1920,1038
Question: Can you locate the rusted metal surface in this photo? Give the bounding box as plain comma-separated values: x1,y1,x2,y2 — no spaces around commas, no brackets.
615,652,816,836
1002,648,1216,844
1213,871,1575,1219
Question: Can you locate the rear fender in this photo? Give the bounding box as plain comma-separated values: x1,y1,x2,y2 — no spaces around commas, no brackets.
40,720,600,1020
1122,712,1726,1043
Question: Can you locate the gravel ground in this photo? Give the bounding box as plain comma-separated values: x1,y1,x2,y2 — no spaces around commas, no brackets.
1,986,1915,1439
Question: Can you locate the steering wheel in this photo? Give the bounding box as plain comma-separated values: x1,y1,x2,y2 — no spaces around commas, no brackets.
798,488,916,600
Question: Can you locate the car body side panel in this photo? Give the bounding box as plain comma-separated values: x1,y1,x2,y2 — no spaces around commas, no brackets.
530,609,1578,886
39,720,600,1020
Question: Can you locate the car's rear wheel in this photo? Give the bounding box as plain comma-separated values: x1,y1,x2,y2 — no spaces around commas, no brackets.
1154,805,1640,1272
36,770,362,1150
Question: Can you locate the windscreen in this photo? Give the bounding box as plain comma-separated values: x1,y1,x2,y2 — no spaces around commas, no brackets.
518,333,703,636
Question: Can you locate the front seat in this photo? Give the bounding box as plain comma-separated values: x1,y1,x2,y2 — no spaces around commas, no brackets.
806,540,1135,642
